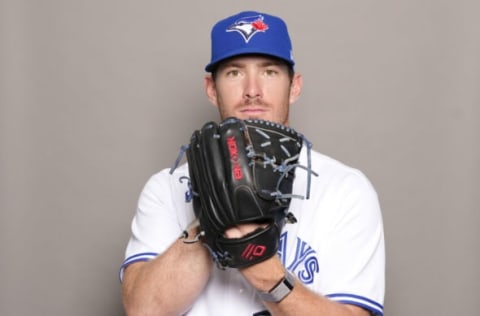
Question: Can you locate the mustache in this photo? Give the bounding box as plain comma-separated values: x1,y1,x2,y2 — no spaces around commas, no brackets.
243,98,266,106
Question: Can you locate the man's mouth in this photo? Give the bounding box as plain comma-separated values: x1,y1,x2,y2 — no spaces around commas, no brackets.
240,107,265,114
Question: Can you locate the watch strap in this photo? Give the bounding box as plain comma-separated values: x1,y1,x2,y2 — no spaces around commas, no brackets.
257,270,295,302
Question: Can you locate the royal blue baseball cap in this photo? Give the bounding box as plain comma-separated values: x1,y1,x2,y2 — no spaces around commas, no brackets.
205,11,295,72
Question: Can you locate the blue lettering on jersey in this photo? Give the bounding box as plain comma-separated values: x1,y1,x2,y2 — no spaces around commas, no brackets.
278,231,319,284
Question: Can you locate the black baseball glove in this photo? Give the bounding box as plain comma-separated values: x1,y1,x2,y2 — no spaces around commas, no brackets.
184,117,305,268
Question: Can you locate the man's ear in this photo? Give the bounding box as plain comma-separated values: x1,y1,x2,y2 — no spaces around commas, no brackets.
289,73,303,104
204,74,218,107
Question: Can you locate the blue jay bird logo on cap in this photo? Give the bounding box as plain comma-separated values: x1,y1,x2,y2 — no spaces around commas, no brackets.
226,14,269,43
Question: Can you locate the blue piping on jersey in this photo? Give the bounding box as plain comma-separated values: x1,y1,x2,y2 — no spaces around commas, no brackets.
326,293,383,316
119,252,158,282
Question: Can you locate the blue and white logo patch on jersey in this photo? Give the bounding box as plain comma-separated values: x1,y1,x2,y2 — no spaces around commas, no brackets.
226,14,269,43
279,231,319,284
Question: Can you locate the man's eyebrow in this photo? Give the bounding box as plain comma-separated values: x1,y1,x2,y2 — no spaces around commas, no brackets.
222,61,244,68
259,60,283,67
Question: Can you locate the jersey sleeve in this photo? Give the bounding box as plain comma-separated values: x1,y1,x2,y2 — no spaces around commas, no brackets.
320,171,385,315
119,166,193,281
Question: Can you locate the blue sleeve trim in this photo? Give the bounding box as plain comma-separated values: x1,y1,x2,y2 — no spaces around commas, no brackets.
326,293,383,316
118,252,158,282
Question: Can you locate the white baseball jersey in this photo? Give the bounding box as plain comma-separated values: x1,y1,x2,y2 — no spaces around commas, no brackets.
121,146,385,315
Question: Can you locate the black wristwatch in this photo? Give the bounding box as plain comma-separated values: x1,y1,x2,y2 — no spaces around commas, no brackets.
257,270,295,302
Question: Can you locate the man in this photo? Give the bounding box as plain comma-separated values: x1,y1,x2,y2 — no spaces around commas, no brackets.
120,11,385,316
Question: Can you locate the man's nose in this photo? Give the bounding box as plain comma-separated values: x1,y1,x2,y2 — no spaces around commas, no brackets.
244,75,262,99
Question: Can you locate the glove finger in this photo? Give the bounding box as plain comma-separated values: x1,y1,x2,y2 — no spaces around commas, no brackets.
199,121,235,229
219,118,268,222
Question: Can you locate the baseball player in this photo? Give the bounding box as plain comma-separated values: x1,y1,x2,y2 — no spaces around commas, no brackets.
120,11,385,316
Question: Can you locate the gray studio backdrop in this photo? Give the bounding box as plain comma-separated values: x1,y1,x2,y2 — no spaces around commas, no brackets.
1,1,479,315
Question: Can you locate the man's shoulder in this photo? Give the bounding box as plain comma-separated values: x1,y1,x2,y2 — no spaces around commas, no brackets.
308,149,363,176
143,163,189,190
305,148,376,192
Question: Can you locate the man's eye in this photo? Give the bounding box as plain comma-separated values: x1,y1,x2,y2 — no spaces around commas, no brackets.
226,70,240,77
264,69,278,76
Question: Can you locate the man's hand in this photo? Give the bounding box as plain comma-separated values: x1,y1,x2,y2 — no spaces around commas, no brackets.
224,223,268,239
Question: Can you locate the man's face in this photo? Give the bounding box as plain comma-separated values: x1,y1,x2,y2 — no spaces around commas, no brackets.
205,55,302,126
